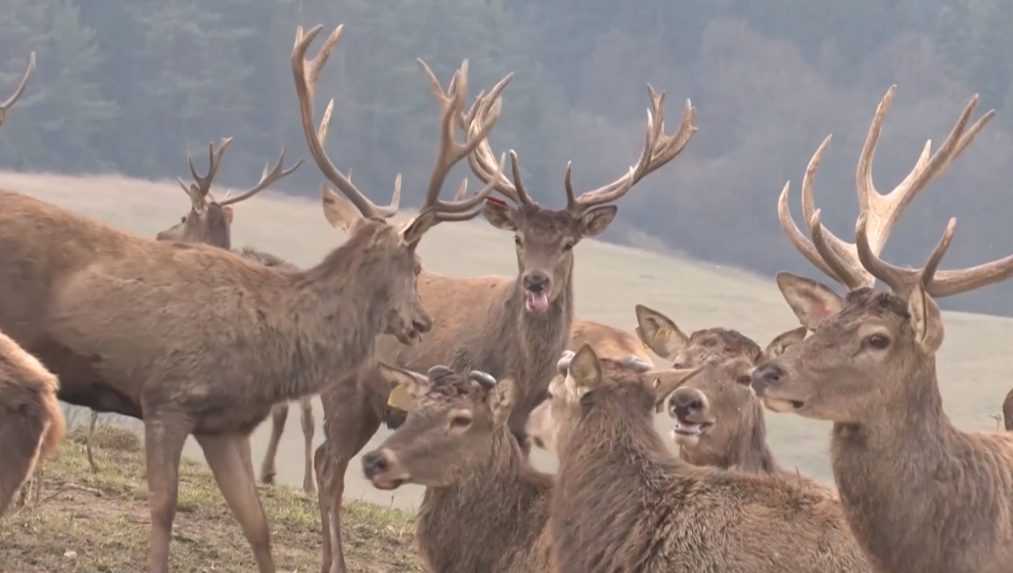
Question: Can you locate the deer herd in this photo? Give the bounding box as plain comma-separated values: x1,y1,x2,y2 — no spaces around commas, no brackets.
2,21,1013,573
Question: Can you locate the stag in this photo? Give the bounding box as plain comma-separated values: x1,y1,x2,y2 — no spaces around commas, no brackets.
360,365,554,572
152,137,317,493
752,86,1013,573
634,304,805,472
314,74,696,573
528,346,869,572
0,23,502,572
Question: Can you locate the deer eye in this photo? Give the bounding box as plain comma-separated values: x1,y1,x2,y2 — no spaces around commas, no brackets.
864,334,891,350
514,235,523,248
735,375,752,386
561,241,574,252
180,216,187,223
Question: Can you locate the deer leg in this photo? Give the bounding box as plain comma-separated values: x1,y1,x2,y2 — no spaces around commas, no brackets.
240,435,256,482
300,397,316,494
316,399,382,573
144,416,191,573
197,432,275,573
260,402,288,485
86,410,100,473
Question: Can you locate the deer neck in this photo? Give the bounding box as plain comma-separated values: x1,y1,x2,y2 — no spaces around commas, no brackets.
729,404,782,474
418,427,551,571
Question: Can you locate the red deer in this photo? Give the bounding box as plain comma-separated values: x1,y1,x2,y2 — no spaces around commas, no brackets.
568,319,652,361
633,303,804,473
152,137,317,493
752,86,1013,573
361,365,554,572
0,23,503,572
531,345,870,572
314,78,696,572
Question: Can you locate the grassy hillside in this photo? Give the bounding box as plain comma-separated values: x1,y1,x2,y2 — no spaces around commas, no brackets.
0,426,421,573
2,169,1012,499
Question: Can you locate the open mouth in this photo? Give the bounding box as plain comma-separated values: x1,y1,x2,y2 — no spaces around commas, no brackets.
671,417,714,437
524,289,550,314
396,329,423,345
762,397,805,413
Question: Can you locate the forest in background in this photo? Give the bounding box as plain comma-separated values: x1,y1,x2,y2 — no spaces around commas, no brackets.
3,0,1013,314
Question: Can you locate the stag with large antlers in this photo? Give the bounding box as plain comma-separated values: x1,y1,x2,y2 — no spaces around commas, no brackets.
313,70,695,573
753,87,1013,573
0,23,500,572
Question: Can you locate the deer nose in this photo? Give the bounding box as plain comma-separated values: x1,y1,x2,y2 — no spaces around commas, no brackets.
523,272,551,294
751,364,784,394
413,313,432,334
361,450,390,479
671,388,707,418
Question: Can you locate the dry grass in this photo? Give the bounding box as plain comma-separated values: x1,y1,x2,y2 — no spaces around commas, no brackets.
0,427,422,573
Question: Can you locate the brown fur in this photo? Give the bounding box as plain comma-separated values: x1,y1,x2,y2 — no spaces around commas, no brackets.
156,201,317,494
362,368,553,572
545,351,869,573
760,284,1013,573
0,188,432,572
568,319,652,361
1004,388,1013,431
0,329,64,515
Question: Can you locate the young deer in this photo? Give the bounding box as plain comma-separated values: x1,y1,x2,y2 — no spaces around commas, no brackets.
0,23,502,572
529,346,870,572
752,86,1013,573
152,137,317,493
313,78,696,573
360,365,554,572
634,304,804,473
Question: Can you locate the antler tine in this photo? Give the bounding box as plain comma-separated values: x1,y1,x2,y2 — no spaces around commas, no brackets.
185,137,233,200
293,25,392,219
855,213,960,297
431,155,507,222
462,77,526,205
219,147,303,206
777,180,850,286
419,58,512,216
0,51,35,126
569,89,697,211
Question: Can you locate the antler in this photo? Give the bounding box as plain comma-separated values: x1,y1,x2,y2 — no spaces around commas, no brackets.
0,51,34,127
292,25,401,220
218,148,302,206
780,86,995,290
467,85,696,211
416,58,512,219
176,137,233,209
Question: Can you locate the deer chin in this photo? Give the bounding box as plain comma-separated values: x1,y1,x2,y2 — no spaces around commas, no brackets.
524,290,551,314
369,474,410,491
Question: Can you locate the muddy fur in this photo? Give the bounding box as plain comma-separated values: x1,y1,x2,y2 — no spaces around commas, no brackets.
0,330,63,515
550,357,869,573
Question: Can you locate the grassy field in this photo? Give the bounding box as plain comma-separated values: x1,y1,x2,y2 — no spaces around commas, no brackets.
0,426,421,573
2,168,1012,505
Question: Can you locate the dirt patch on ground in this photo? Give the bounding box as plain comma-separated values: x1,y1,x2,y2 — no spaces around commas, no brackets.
0,439,422,572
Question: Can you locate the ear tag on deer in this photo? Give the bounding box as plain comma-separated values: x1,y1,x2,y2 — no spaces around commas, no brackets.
387,384,418,412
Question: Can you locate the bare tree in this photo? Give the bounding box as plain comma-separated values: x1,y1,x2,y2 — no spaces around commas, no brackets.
361,365,554,572
530,346,870,572
0,23,502,573
753,86,1013,573
313,79,695,573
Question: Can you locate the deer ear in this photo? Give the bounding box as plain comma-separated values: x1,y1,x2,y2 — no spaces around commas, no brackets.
649,367,703,412
569,345,602,388
222,205,235,225
321,184,363,231
634,304,689,359
764,326,808,360
488,377,516,426
482,199,517,231
580,205,617,237
378,363,429,412
907,284,944,354
776,272,844,329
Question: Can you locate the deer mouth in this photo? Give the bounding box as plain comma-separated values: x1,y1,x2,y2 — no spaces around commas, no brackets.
671,416,714,445
524,289,551,314
762,397,806,413
370,476,407,491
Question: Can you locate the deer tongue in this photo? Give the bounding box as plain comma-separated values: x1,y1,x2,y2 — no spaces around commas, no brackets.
525,290,550,314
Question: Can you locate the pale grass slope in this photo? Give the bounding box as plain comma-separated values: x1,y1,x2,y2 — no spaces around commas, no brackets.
2,169,1011,497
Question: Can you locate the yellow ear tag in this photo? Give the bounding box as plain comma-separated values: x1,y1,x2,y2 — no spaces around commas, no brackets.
387,384,417,412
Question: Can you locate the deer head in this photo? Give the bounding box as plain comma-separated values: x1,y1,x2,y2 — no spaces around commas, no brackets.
752,86,1013,423
361,365,514,489
526,347,699,453
429,74,696,314
156,138,301,248
0,52,35,128
291,25,509,344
